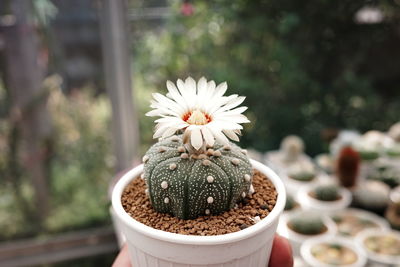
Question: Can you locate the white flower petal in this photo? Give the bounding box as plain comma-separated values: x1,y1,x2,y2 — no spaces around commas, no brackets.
208,95,238,114
208,120,243,130
223,129,240,142
153,121,187,138
214,114,250,124
155,116,183,123
209,127,229,144
185,77,197,96
215,96,246,114
166,80,188,111
162,127,180,138
201,127,215,146
151,93,185,115
191,128,203,150
216,106,248,116
214,82,227,98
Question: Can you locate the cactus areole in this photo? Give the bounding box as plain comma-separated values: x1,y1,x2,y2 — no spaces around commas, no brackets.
143,77,253,219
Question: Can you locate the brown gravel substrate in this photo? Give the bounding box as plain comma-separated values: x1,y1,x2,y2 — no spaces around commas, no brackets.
121,170,277,236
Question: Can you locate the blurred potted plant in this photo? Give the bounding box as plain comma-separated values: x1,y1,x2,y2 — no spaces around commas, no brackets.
278,211,336,256
335,146,360,188
298,183,352,213
301,236,367,267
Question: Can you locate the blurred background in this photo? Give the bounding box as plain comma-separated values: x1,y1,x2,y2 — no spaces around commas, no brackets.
0,0,400,266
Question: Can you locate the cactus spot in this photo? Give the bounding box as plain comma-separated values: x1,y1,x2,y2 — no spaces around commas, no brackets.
231,158,240,165
164,197,170,204
191,154,199,159
244,174,251,182
205,209,210,215
198,154,208,159
177,146,185,153
241,149,248,155
142,155,149,163
158,147,166,153
180,153,189,159
223,145,231,151
206,176,214,183
161,181,168,189
206,149,214,156
249,184,255,195
202,159,211,166
207,196,214,204
212,150,222,157
169,163,177,170
241,192,246,198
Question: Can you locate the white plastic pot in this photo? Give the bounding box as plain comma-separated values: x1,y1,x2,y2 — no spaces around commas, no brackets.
298,183,352,214
111,159,286,267
277,211,337,257
301,236,367,267
355,229,400,266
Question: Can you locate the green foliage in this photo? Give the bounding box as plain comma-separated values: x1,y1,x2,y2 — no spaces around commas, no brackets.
143,135,252,219
45,89,113,232
134,0,400,155
0,87,113,240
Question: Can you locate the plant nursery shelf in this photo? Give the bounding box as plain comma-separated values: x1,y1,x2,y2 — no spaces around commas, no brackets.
0,226,118,267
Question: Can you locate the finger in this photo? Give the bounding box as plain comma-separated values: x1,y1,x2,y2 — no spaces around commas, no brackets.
269,235,293,267
112,244,132,267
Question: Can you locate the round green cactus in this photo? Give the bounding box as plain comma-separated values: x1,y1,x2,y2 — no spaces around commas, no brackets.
142,135,253,219
288,215,327,235
313,185,340,201
289,172,315,182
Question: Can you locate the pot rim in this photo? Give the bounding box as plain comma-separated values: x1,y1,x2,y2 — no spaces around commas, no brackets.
112,159,286,245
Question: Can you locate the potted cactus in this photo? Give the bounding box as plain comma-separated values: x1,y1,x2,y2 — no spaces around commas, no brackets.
368,165,400,188
335,146,360,188
111,77,286,267
277,211,337,256
298,183,352,214
301,236,367,267
353,180,390,213
310,184,342,201
284,194,300,213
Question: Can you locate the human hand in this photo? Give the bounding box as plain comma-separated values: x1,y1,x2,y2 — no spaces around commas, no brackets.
112,235,293,267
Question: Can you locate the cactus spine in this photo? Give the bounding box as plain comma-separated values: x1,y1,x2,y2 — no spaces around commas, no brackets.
142,135,252,219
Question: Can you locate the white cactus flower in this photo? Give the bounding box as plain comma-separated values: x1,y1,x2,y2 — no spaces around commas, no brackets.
146,77,250,150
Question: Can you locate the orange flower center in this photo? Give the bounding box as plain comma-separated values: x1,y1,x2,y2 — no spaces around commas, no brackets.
183,110,211,125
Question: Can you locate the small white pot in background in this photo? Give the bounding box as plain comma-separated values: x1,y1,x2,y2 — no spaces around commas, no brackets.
298,183,352,214
355,229,400,266
331,208,389,237
301,236,367,267
112,160,286,267
277,211,337,257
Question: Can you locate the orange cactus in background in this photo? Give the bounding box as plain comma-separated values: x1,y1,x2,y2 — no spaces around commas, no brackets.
336,146,360,188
